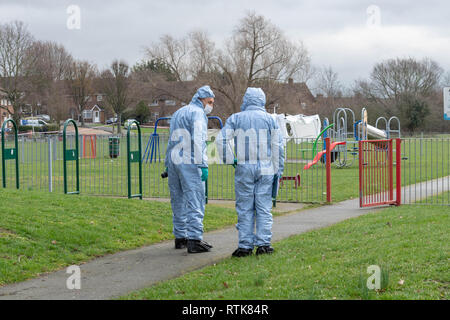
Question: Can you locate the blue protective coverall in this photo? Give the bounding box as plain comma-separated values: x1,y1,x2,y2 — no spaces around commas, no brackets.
216,88,285,249
165,86,214,241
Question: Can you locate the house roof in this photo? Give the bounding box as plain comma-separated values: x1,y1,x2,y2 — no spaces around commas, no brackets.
82,104,103,112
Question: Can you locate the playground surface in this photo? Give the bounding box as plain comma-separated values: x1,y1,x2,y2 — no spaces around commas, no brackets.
0,175,448,300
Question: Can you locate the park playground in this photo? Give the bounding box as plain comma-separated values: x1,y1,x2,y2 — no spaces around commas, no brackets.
1,107,450,207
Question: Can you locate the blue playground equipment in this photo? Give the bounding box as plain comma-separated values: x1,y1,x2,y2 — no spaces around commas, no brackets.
142,116,224,163
207,116,223,129
142,117,171,163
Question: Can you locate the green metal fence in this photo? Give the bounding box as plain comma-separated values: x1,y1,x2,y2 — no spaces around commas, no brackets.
1,119,19,189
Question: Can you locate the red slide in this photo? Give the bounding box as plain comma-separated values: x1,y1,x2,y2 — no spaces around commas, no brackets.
303,141,346,170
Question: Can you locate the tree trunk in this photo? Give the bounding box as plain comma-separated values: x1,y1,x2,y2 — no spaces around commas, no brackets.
12,112,20,127
80,109,85,127
117,113,122,134
12,103,21,126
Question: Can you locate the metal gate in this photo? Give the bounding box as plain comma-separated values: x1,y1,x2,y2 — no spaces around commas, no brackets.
359,139,401,207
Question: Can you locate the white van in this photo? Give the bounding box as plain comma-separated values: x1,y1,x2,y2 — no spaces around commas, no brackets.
20,119,48,127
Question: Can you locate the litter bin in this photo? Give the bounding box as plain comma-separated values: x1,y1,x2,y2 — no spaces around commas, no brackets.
109,136,120,158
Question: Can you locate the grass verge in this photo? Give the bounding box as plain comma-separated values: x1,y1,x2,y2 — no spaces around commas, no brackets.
0,188,241,286
121,202,449,300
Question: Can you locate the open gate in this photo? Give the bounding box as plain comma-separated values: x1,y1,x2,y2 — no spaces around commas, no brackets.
359,139,401,207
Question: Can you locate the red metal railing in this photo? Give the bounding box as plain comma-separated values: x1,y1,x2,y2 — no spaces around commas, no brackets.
326,137,331,203
359,139,401,207
82,135,97,159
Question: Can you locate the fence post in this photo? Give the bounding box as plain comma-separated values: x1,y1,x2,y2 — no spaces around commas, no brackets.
21,136,24,164
388,139,394,202
396,139,402,206
127,120,142,199
48,136,53,192
358,140,363,207
325,137,331,203
63,119,80,194
1,119,19,189
53,135,57,161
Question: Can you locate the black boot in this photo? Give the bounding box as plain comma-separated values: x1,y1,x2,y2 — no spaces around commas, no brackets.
174,238,187,249
256,246,274,255
187,239,213,253
232,248,253,257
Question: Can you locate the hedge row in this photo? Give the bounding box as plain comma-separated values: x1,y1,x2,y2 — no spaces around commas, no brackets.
18,124,60,133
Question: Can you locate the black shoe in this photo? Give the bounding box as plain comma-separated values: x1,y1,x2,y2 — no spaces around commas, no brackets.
175,238,188,249
187,239,213,253
232,248,253,257
256,246,274,255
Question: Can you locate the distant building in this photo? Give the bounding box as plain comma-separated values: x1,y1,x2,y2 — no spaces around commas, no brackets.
138,81,199,124
82,104,105,123
267,78,317,115
65,93,108,124
137,79,317,126
0,91,13,123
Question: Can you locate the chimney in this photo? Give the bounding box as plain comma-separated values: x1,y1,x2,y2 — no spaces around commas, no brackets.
288,78,294,85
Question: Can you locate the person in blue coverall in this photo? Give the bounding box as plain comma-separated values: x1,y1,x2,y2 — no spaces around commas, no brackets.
165,86,215,253
216,87,285,257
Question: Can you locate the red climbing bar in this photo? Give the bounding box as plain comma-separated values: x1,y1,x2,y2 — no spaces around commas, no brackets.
396,139,402,206
326,137,331,203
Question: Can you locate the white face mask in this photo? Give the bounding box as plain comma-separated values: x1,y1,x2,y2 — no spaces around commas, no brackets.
204,103,213,115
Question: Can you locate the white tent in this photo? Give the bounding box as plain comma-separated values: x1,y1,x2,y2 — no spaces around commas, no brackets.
273,114,321,143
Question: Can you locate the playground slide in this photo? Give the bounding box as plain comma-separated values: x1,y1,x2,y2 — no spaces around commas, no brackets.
367,124,387,139
359,123,388,139
303,141,346,170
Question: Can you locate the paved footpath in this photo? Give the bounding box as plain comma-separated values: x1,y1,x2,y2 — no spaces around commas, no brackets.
0,176,448,300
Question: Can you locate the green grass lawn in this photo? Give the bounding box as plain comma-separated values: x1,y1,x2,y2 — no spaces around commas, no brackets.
0,188,242,286
0,188,307,286
121,199,449,300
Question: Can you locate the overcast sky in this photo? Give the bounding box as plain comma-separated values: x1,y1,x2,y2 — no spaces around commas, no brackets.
0,0,449,87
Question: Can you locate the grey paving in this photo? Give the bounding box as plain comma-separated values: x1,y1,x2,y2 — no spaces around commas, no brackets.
0,176,448,300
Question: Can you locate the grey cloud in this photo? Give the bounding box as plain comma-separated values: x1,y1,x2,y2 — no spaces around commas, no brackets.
0,0,448,85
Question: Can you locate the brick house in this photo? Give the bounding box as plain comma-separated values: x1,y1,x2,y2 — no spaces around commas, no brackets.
137,81,200,124
266,78,317,115
73,93,107,124
0,91,13,124
137,79,317,127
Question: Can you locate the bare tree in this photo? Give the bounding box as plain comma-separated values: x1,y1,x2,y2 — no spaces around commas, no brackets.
355,57,443,131
0,21,35,124
313,66,342,98
143,12,311,115
188,30,216,78
441,70,450,87
66,60,97,127
226,12,309,86
101,60,131,134
211,12,311,113
358,57,443,108
145,35,190,81
28,40,73,117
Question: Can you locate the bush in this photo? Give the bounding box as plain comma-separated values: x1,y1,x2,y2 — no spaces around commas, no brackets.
44,123,60,132
18,125,33,133
135,100,151,124
18,124,60,133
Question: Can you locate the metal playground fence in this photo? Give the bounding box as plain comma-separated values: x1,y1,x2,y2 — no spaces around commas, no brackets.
1,119,450,206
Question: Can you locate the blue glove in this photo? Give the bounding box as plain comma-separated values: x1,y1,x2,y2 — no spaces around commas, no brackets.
201,168,208,181
232,158,237,168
